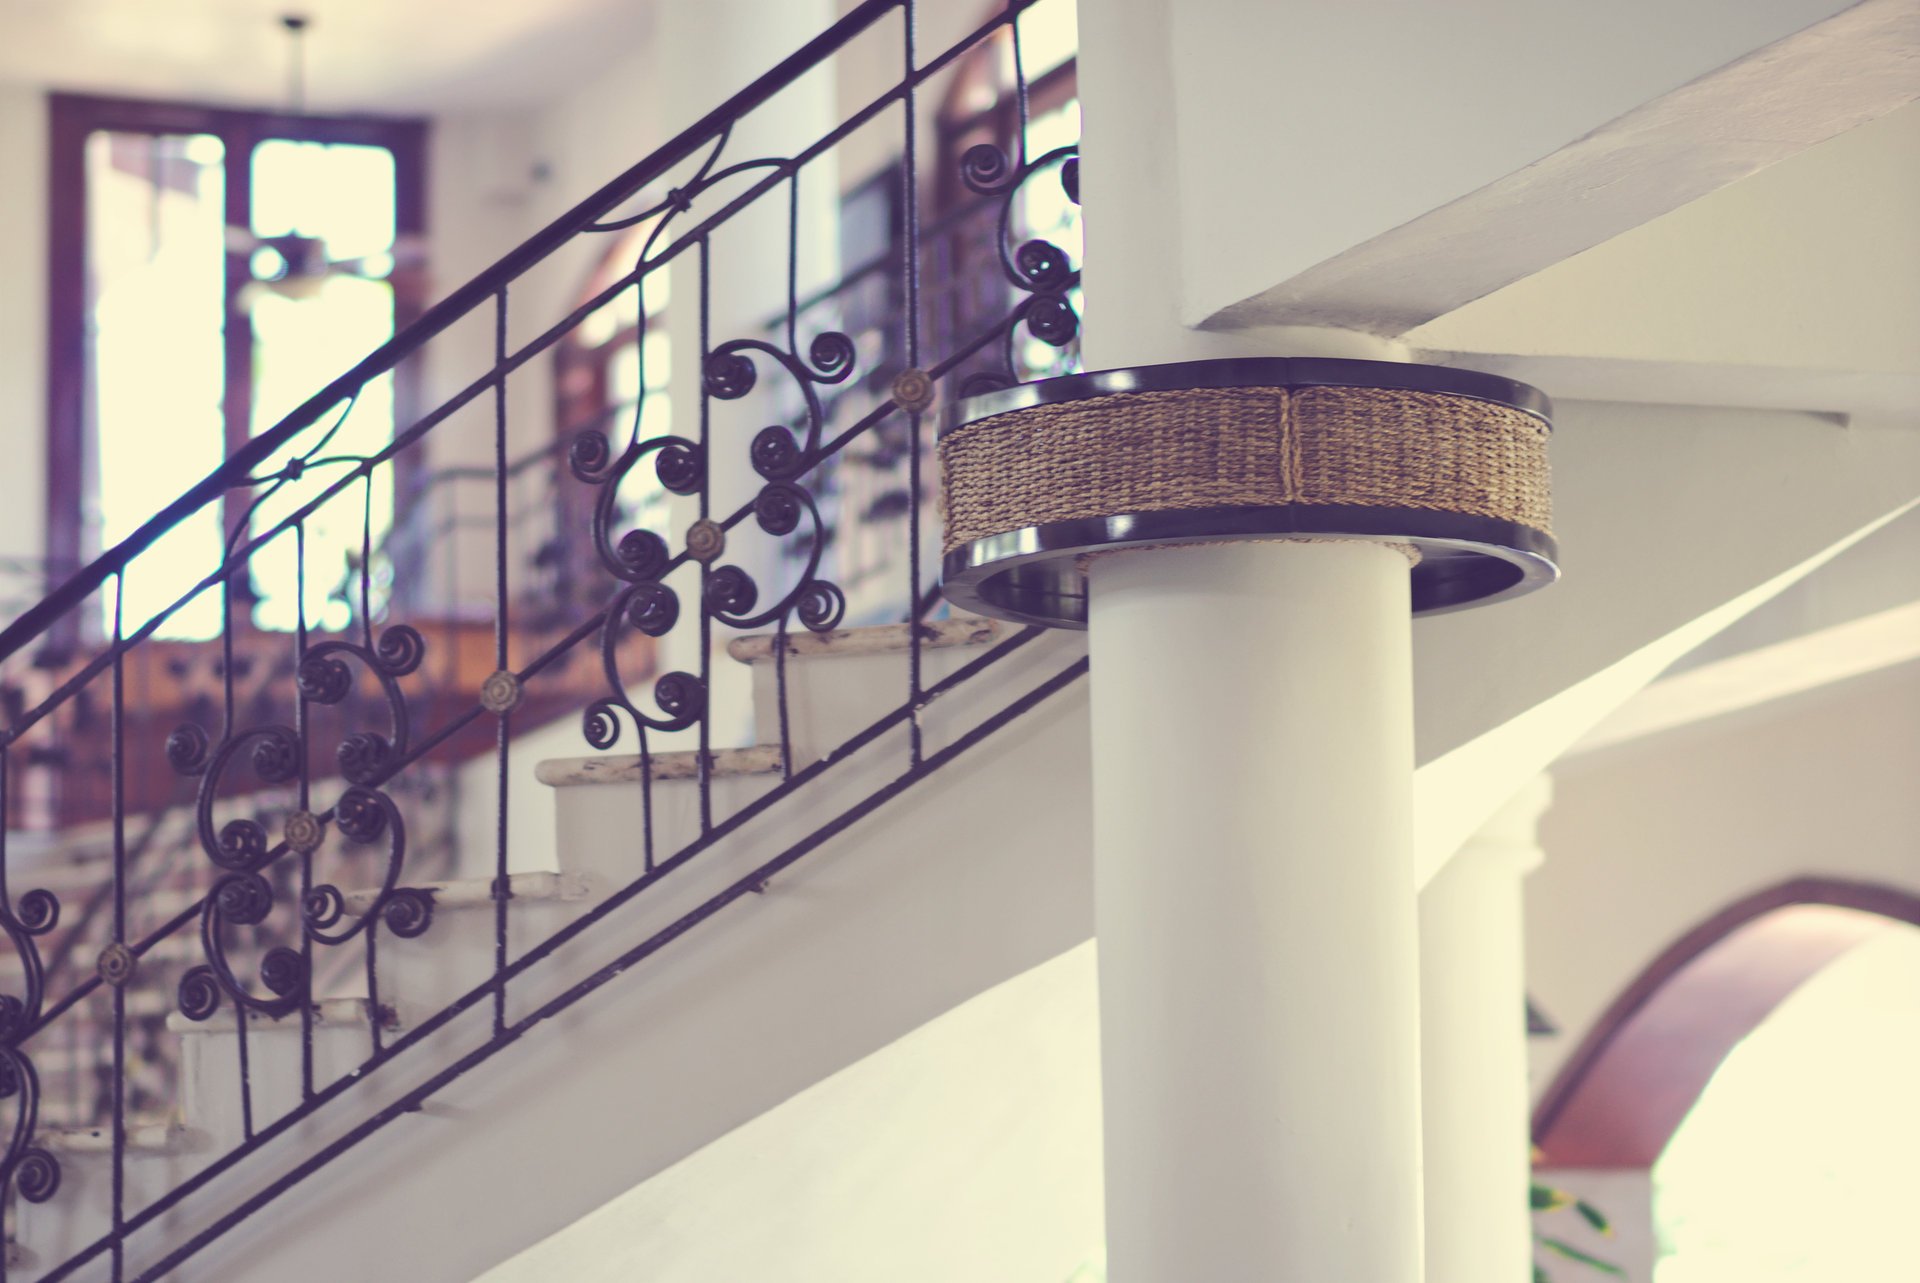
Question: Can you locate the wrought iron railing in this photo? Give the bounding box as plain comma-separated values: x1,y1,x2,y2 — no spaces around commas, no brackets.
0,2,1085,1277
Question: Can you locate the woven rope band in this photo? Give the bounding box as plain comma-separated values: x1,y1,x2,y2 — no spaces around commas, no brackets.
939,384,1551,556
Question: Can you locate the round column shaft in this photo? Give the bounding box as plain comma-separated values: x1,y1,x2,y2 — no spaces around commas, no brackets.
941,355,1553,1282
1088,537,1423,1281
1420,775,1551,1283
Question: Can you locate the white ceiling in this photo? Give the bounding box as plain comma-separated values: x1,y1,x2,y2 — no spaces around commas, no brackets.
0,0,655,115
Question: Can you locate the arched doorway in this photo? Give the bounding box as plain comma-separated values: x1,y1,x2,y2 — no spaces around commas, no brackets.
1534,878,1920,1166
1533,878,1920,1279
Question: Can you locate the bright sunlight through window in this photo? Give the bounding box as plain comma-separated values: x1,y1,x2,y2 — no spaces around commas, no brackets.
1654,925,1920,1280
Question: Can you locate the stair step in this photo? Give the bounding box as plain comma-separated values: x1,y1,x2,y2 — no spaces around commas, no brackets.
338,871,596,917
165,996,393,1036
36,1120,205,1157
726,616,1003,664
535,743,785,788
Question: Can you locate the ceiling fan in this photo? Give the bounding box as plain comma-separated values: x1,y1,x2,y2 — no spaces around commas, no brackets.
225,14,425,309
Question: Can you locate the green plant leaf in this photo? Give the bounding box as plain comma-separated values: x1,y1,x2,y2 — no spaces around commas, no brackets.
1535,1267,1552,1283
1532,1182,1573,1211
1574,1199,1613,1235
1538,1235,1627,1276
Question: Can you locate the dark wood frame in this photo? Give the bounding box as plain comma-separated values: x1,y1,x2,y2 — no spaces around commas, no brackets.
45,92,427,644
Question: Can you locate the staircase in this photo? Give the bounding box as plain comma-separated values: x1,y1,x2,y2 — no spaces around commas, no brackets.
7,614,1090,1282
0,4,1098,1275
3,1,1918,1279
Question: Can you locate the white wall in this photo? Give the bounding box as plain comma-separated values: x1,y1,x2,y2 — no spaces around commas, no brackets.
1083,0,1876,330
0,85,48,580
1412,103,1920,380
482,943,1106,1283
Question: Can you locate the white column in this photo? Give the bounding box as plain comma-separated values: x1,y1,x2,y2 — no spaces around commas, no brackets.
1076,3,1429,1277
1420,774,1552,1283
1088,539,1423,1281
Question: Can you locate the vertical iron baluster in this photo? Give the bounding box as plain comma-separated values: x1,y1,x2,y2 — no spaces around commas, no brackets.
359,471,376,652
774,616,793,781
777,176,803,784
363,924,383,1057
696,235,714,836
1010,0,1031,165
108,574,127,1282
219,490,253,1136
492,288,512,1038
295,522,315,1102
641,722,656,871
639,725,656,874
235,1005,254,1139
902,0,925,767
0,744,11,1283
358,475,386,1058
785,178,802,362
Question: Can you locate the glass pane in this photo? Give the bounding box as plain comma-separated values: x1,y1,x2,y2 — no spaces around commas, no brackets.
577,289,638,349
86,130,228,639
251,139,396,264
608,343,643,405
641,328,672,392
247,140,399,632
248,280,396,632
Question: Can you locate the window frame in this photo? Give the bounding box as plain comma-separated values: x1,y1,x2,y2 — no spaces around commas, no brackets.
45,91,428,638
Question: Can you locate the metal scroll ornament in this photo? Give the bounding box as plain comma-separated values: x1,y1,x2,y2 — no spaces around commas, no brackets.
0,878,62,1206
954,143,1082,399
566,130,852,757
167,624,436,1025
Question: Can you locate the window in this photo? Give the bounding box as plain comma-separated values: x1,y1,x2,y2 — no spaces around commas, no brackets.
1654,925,1920,1279
47,94,426,639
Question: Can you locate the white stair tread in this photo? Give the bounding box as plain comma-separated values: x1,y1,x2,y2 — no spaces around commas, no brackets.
166,996,394,1036
535,743,785,788
35,1119,205,1156
340,870,595,916
727,616,1003,664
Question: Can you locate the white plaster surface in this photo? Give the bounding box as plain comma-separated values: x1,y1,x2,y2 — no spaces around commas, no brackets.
1080,0,1908,334
1414,103,1920,398
1089,540,1421,1282
1422,777,1549,1283
480,944,1106,1283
